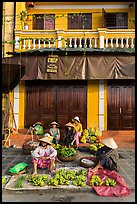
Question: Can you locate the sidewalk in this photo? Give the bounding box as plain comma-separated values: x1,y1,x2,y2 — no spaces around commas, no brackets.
2,147,135,193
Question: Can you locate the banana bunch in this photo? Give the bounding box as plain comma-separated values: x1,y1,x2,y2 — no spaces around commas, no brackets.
2,176,7,184
27,174,48,187
89,143,104,152
47,169,87,187
90,175,103,186
89,144,98,151
105,178,117,187
89,136,97,143
81,129,89,143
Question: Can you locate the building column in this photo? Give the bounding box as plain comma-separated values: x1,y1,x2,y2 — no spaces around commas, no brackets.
13,85,19,129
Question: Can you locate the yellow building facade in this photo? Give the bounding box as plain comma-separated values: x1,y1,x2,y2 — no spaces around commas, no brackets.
3,2,135,131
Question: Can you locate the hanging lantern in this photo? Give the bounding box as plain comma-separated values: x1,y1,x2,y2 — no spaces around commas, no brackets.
27,2,35,8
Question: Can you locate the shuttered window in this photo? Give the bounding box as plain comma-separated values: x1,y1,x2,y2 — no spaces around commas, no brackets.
33,14,55,30
106,13,128,29
68,13,92,29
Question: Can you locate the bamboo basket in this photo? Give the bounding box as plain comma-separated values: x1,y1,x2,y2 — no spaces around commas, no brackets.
57,154,76,162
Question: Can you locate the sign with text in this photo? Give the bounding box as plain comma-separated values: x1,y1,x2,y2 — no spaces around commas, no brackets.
46,55,58,73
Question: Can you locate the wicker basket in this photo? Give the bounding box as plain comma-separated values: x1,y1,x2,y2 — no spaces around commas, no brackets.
22,144,37,154
57,154,76,162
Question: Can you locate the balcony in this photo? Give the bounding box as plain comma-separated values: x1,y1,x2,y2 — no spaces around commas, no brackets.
14,28,135,52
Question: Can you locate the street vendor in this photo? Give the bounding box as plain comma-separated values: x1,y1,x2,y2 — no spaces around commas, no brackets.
31,136,57,175
93,138,119,172
63,122,75,148
49,121,60,145
71,116,83,149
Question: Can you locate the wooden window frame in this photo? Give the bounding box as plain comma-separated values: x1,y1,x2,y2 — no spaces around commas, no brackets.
68,13,92,29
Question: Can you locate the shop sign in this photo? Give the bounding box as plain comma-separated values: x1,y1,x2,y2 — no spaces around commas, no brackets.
46,55,58,73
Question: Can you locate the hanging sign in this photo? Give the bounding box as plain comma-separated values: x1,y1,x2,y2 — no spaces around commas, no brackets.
46,55,58,73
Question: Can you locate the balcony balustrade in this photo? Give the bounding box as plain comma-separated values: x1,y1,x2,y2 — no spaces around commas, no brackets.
14,28,135,52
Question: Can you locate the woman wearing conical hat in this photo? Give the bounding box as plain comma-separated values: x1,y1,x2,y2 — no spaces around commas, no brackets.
49,121,60,145
63,122,75,148
71,116,83,149
31,135,57,175
94,138,119,172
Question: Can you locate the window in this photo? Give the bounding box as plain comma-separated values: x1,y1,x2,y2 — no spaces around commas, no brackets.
33,14,55,30
68,13,92,29
106,13,128,29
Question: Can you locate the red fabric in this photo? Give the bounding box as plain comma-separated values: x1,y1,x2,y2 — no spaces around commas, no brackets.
87,168,131,197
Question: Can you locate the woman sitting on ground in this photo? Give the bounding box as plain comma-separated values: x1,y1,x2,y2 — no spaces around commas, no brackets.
94,138,119,172
49,121,60,145
31,136,57,175
63,122,75,148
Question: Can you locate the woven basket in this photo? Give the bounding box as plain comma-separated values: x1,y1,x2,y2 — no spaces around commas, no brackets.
22,144,37,154
58,154,76,162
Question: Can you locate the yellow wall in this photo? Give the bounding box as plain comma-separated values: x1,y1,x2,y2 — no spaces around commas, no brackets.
3,2,14,57
87,80,99,129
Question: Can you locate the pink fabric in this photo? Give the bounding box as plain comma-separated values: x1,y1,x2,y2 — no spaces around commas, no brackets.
87,168,131,197
32,152,55,169
74,132,81,146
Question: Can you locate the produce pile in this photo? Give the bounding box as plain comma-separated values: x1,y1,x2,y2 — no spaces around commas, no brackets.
27,169,87,187
89,143,104,153
2,176,7,185
90,175,117,187
27,174,48,187
81,127,102,144
14,175,26,188
55,145,76,157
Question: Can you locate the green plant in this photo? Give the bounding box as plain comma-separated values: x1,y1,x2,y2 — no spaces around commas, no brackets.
14,175,26,188
58,146,76,157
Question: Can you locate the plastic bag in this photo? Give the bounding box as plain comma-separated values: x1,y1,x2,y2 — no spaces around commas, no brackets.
9,162,27,174
87,168,131,197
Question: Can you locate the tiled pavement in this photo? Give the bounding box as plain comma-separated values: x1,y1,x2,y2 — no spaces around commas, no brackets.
2,147,135,191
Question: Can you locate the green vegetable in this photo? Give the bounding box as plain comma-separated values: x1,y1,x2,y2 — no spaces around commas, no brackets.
14,175,26,188
58,146,76,157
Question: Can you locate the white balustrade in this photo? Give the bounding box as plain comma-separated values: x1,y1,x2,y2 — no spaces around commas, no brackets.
110,38,113,48
84,38,87,48
126,38,129,48
74,38,77,48
105,38,108,48
38,39,41,48
94,38,97,48
131,38,134,48
44,40,46,48
121,38,124,48
79,38,82,48
89,38,92,48
58,36,62,48
116,38,119,48
69,38,72,48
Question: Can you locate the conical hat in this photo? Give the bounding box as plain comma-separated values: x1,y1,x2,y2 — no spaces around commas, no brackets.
49,121,59,127
72,116,80,122
102,138,118,149
65,122,74,128
38,136,53,145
